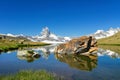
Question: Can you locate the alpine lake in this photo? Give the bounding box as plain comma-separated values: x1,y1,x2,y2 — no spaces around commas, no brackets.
0,45,120,80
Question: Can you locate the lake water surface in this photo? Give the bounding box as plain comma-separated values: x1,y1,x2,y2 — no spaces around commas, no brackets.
0,45,120,80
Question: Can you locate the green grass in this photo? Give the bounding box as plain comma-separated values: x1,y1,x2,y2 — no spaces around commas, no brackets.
98,44,120,46
97,31,120,54
97,32,120,54
0,70,62,80
98,32,120,45
0,39,50,52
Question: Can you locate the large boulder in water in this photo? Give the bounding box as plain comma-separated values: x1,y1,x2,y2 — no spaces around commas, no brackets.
54,36,98,54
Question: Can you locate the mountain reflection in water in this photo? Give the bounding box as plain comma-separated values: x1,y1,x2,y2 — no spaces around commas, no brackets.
16,45,98,71
98,49,120,58
12,45,120,70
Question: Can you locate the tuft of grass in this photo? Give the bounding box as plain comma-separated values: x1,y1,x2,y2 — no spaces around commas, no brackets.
0,70,62,80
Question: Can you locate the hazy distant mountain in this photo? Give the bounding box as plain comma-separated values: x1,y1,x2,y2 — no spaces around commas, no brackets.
91,27,120,39
27,27,71,43
0,33,30,41
0,33,26,38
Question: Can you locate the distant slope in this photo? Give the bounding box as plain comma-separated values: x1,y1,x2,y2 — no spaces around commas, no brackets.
90,27,120,39
0,34,30,41
98,32,120,45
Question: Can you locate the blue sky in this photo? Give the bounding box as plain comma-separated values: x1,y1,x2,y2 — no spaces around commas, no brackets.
0,0,120,37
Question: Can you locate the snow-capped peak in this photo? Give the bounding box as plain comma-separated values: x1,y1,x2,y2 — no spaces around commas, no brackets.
95,30,104,34
91,27,120,39
40,27,50,38
50,33,59,40
64,37,71,41
28,27,71,43
6,33,16,37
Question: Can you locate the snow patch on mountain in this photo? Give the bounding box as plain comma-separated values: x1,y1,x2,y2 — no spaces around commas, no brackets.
64,37,71,41
41,40,63,44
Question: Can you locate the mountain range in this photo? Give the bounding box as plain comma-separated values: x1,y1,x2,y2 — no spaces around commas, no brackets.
0,27,120,43
0,27,71,43
90,27,120,39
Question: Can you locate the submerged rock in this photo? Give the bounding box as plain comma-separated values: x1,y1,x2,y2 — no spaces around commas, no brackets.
32,53,41,58
17,50,40,58
17,50,41,62
54,36,98,54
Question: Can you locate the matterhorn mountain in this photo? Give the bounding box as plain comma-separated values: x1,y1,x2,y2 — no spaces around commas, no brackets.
28,27,71,43
91,27,120,39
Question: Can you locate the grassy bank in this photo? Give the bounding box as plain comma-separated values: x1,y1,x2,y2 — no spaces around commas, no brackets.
98,32,120,46
97,31,120,54
98,44,120,46
0,39,50,52
0,70,62,80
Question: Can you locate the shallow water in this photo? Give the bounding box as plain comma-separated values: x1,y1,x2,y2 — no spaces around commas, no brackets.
0,45,120,80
